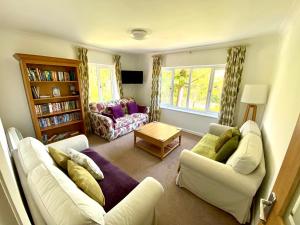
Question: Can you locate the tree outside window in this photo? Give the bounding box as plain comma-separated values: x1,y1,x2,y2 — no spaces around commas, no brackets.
160,65,225,115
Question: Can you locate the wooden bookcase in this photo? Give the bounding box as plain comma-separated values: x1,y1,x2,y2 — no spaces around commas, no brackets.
14,53,86,144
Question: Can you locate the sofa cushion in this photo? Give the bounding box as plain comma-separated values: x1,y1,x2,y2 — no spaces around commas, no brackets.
215,129,233,152
232,127,241,138
114,115,135,129
111,105,124,119
191,134,219,159
89,102,98,113
66,148,104,180
67,160,105,206
48,146,70,171
18,137,54,175
240,120,261,138
226,133,263,174
96,102,108,113
119,98,135,114
130,113,149,123
101,112,116,123
138,105,147,113
82,148,139,212
215,136,239,162
28,164,105,225
127,102,138,114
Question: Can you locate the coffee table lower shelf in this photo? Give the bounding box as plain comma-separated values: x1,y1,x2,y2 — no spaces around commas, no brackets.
135,139,180,159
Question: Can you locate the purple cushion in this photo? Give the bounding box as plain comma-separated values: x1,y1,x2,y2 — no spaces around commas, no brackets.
82,148,139,212
101,112,116,123
137,105,147,113
110,104,124,119
127,102,138,114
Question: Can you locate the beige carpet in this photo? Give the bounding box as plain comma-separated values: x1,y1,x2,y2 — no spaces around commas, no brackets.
88,132,240,225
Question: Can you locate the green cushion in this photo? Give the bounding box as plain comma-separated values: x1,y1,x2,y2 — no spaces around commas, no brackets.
67,160,105,206
215,135,239,162
191,134,219,159
232,127,241,139
215,129,233,152
48,146,70,171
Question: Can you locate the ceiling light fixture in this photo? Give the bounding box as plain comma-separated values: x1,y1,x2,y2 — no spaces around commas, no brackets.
130,29,149,40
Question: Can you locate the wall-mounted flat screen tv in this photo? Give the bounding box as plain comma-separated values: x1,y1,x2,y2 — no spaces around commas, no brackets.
121,70,143,84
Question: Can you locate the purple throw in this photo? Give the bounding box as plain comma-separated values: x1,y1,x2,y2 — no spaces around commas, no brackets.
82,148,139,212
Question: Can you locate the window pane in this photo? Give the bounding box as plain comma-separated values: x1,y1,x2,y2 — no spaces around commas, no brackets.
160,70,172,105
173,68,190,108
189,68,211,111
88,64,99,103
99,68,113,102
209,69,225,112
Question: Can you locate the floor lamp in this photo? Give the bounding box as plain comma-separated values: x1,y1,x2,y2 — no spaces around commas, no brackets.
241,85,268,123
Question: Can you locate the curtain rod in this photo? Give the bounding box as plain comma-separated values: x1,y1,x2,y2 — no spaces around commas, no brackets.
151,42,250,55
75,40,250,56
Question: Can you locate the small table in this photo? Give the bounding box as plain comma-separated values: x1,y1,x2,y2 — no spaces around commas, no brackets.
134,122,182,159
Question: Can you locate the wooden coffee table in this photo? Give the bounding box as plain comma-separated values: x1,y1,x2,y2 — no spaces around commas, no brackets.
134,122,182,159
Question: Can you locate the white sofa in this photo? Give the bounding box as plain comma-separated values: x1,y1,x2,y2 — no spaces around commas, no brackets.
8,130,164,225
176,121,266,224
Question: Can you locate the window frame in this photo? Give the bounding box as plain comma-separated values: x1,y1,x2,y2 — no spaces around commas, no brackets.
160,64,226,118
88,63,119,103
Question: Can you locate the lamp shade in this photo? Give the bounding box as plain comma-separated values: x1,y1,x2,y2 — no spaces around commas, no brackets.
241,84,268,104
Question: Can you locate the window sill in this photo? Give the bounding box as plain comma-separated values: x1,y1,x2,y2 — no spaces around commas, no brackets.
160,105,219,119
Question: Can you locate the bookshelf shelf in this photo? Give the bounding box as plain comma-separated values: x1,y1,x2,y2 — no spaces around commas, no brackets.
40,120,83,132
14,53,86,144
37,109,81,118
30,81,78,85
33,95,80,103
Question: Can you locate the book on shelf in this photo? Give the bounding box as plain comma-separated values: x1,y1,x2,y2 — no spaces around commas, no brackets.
27,67,76,82
39,95,51,99
34,100,79,115
38,112,80,128
31,86,40,99
42,131,80,144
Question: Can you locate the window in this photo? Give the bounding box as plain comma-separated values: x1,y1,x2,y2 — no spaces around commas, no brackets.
160,65,225,116
88,63,120,102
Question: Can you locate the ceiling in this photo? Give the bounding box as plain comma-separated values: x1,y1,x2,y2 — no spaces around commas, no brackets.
0,0,295,53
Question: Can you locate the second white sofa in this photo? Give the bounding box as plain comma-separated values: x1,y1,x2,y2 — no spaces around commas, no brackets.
176,121,266,224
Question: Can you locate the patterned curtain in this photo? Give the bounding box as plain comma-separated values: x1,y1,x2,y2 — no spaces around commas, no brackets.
219,46,246,126
149,55,162,122
113,55,123,98
78,47,91,133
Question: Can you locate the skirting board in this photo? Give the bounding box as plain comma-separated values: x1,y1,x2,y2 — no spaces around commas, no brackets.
181,128,204,137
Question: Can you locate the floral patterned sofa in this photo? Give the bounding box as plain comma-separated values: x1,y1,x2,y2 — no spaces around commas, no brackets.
89,98,149,141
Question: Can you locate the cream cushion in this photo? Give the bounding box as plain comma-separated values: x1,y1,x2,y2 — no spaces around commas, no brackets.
28,163,105,225
66,148,104,180
240,120,261,138
18,137,54,175
226,133,263,174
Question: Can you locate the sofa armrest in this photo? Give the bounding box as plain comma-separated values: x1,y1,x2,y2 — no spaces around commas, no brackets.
208,123,232,136
90,112,114,129
105,177,164,225
47,135,89,152
179,150,263,196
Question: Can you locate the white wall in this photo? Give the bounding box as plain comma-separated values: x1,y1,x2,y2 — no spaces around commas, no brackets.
136,34,281,134
252,6,300,224
0,28,139,137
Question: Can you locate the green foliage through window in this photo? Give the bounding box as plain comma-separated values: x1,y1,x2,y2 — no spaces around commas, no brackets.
160,65,225,114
